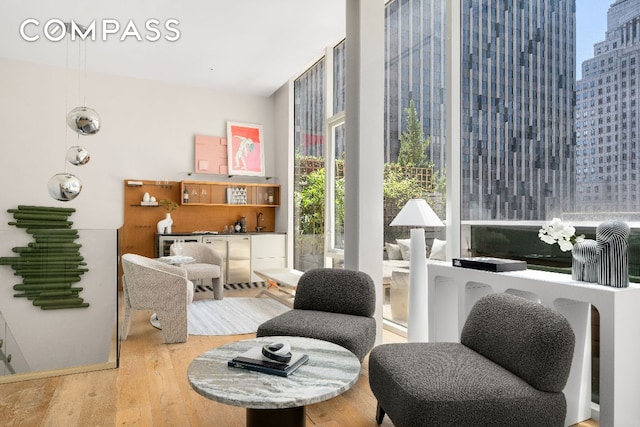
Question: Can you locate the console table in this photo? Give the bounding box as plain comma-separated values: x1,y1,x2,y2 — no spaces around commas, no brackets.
426,261,640,427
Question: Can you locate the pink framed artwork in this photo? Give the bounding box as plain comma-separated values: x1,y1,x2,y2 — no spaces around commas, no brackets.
194,135,228,175
227,121,265,176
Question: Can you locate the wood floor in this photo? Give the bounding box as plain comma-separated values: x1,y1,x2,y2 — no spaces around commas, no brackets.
0,289,599,426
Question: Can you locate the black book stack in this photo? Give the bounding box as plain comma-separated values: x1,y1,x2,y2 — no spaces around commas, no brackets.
228,346,309,377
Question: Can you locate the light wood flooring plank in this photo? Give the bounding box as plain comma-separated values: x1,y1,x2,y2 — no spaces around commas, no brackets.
0,289,600,427
0,376,60,426
116,316,153,412
41,368,118,427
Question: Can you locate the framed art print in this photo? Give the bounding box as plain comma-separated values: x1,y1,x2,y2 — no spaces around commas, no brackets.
227,121,265,176
194,134,228,175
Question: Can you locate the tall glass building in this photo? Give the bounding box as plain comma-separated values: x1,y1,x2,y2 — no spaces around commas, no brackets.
461,0,576,220
385,0,447,170
384,0,577,221
296,0,576,221
575,0,640,214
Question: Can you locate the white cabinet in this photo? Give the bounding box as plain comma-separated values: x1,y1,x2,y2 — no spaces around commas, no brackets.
250,234,286,282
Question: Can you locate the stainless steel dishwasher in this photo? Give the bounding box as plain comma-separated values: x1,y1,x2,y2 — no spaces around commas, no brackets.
202,235,251,284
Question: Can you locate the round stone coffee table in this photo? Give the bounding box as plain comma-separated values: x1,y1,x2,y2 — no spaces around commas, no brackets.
187,336,361,427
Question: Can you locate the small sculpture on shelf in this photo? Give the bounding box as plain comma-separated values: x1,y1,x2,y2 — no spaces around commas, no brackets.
596,220,630,288
141,192,158,206
540,217,631,287
571,239,598,283
158,200,178,234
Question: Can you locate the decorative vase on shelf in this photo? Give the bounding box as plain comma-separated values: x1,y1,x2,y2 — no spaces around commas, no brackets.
596,220,630,288
571,239,597,282
157,213,173,234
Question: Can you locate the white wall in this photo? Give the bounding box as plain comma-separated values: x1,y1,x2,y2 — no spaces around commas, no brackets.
0,58,277,230
273,80,294,266
0,58,278,374
0,229,117,373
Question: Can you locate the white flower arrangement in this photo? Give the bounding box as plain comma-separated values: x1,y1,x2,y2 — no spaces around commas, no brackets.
538,218,585,252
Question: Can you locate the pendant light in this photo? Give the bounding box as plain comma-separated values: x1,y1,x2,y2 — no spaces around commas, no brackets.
48,22,100,201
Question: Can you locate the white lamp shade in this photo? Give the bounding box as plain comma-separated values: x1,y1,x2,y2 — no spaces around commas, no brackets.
390,199,442,227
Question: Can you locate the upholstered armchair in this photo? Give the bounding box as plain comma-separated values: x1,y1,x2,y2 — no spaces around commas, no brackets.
257,268,376,362
170,242,224,299
121,253,194,344
369,293,575,427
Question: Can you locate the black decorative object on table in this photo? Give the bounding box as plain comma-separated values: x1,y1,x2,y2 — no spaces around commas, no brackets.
452,257,527,272
261,342,292,363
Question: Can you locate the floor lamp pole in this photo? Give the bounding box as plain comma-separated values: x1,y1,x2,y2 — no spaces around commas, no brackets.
408,227,428,342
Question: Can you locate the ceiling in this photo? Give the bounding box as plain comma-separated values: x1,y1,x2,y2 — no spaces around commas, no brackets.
0,0,346,97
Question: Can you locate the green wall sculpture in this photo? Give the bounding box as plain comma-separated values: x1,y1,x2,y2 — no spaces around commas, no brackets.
0,205,89,310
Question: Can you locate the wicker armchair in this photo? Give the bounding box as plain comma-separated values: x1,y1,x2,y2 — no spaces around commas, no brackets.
121,253,194,344
170,242,224,299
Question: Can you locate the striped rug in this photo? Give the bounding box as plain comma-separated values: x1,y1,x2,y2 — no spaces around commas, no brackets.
195,282,266,292
150,297,290,336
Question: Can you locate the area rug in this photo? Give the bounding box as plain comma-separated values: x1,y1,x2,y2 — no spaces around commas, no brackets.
150,297,290,336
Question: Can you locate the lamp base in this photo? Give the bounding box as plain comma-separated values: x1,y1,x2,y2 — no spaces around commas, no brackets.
407,227,428,342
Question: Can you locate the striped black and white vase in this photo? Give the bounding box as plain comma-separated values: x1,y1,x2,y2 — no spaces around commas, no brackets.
571,239,598,283
596,220,630,288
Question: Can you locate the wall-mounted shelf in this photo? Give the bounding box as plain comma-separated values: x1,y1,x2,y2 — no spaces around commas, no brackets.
187,172,273,181
180,180,280,207
227,175,273,180
121,179,279,275
127,181,174,188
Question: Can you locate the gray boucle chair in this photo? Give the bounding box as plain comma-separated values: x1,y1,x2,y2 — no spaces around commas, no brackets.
170,242,224,300
256,268,376,362
369,293,575,427
121,253,194,344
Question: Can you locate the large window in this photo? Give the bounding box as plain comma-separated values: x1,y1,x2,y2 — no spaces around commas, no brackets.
292,0,640,407
324,114,345,268
293,0,449,333
294,0,640,268
461,0,640,285
293,59,326,272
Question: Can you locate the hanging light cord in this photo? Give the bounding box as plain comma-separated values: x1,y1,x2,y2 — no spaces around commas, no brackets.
63,25,70,172
63,23,89,171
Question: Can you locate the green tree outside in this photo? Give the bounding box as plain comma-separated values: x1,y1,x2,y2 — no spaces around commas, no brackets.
397,99,432,168
294,98,443,263
295,162,426,237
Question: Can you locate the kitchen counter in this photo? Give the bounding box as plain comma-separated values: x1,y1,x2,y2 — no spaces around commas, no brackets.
158,231,286,236
155,233,287,284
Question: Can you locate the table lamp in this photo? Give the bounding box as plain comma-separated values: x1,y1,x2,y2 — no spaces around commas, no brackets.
390,199,443,342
